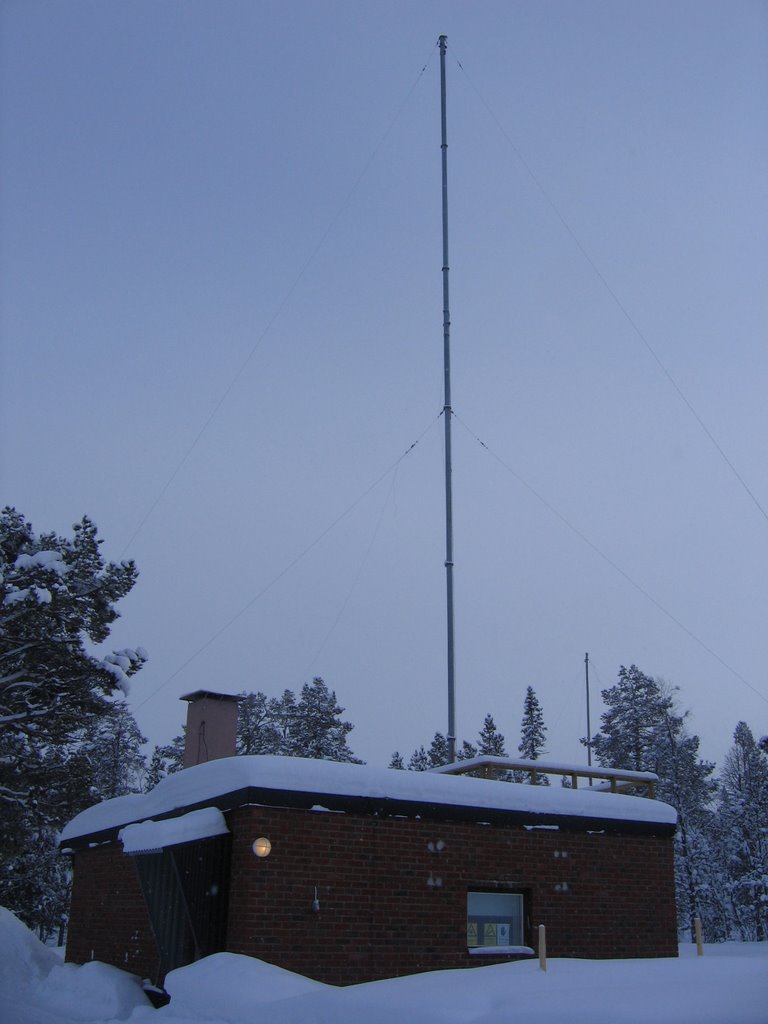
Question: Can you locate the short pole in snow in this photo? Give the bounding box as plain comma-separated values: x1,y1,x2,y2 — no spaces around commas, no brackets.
538,924,547,972
694,917,704,956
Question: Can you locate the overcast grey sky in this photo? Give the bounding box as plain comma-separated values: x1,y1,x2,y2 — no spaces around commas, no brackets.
2,0,766,770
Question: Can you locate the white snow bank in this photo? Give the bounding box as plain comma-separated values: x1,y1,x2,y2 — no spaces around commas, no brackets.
61,755,677,843
162,952,326,1021
35,960,151,1021
0,908,148,1024
119,807,229,854
146,944,768,1024
0,905,60,993
1,907,767,1024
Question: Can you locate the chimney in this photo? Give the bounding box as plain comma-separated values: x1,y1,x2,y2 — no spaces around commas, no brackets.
180,690,242,768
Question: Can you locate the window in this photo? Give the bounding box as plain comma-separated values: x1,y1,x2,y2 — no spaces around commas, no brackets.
467,891,524,948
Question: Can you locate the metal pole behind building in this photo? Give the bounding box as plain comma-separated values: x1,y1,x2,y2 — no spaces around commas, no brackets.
585,652,593,771
439,35,456,763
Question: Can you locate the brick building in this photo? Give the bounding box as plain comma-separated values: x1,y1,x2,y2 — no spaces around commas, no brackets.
60,747,678,988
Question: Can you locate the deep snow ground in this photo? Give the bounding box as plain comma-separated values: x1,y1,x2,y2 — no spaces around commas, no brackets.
2,908,766,1024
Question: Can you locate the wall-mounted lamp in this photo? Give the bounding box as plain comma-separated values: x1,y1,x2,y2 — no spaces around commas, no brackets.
312,886,320,913
252,837,272,858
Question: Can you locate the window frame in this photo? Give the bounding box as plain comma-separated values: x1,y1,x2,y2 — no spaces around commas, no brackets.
466,888,530,953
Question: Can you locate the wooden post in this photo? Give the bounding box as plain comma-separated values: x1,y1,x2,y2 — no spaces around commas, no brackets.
694,917,704,956
538,924,547,972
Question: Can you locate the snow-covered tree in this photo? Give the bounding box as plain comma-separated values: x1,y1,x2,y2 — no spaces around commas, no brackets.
518,688,546,759
403,732,451,770
407,745,430,771
426,731,450,767
388,751,405,769
590,664,732,940
84,701,147,800
656,715,719,940
269,688,299,754
237,691,281,755
715,722,768,941
457,739,478,760
517,688,549,784
590,665,676,773
290,677,360,762
0,508,146,808
144,731,185,789
478,714,507,757
0,509,146,937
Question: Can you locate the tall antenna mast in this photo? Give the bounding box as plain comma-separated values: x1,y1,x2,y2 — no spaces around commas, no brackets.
439,35,456,762
585,652,593,769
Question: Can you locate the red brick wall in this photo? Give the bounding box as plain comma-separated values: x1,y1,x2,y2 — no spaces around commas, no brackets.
226,806,677,984
66,845,162,984
65,806,677,987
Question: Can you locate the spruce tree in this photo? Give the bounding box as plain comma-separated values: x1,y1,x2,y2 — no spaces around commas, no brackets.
518,687,549,784
84,701,148,800
478,714,507,756
426,732,450,767
408,746,430,771
716,722,768,941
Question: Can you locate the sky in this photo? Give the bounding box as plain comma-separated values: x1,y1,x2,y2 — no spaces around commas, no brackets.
1,0,767,773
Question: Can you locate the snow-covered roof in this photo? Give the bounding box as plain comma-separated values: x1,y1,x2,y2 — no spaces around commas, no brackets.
118,807,229,854
60,755,676,846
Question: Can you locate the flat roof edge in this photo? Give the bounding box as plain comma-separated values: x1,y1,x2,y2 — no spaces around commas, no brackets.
59,784,677,850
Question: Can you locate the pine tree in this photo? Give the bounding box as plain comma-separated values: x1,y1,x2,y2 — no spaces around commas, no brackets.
656,713,719,940
518,687,547,759
388,751,405,769
0,508,145,936
477,714,507,756
457,739,478,761
591,665,729,940
716,722,768,941
517,687,549,784
427,732,450,767
145,746,170,791
590,665,676,773
408,746,430,771
145,731,186,787
84,701,148,800
289,677,360,762
237,691,281,755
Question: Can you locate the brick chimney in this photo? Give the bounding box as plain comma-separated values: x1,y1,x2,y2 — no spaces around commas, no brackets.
180,690,242,768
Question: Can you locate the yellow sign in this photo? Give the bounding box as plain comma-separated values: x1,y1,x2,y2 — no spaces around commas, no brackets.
467,922,478,945
484,923,497,944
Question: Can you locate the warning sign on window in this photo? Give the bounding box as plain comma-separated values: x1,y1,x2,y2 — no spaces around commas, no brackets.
467,921,478,945
498,923,510,945
484,923,497,944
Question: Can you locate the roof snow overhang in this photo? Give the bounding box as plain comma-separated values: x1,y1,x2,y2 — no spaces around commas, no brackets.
59,755,677,851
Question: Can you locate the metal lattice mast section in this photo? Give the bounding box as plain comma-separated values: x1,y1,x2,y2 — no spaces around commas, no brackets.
439,35,456,763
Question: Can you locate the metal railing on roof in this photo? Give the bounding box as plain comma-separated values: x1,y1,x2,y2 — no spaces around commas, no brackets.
428,756,658,799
